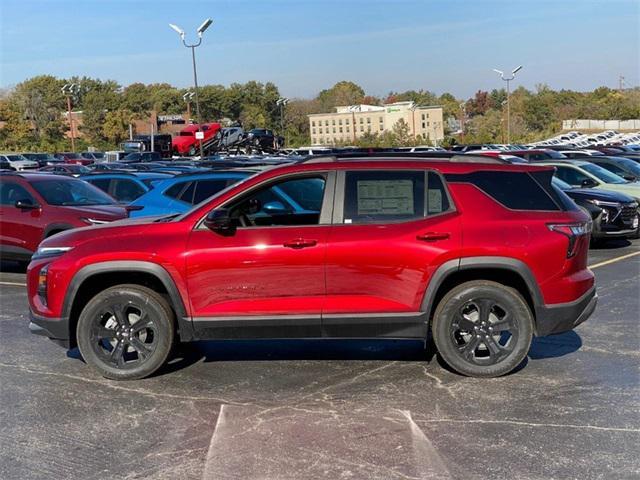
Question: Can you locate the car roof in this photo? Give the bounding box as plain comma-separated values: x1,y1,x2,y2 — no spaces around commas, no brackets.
0,172,78,181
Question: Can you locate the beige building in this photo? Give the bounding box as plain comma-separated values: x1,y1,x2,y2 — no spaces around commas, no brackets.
308,101,444,146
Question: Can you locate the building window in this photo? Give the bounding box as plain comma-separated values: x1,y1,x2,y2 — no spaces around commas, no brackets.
359,118,363,124
346,119,350,125
421,114,425,121
312,128,316,134
346,126,350,133
367,117,371,124
339,127,343,133
332,119,335,125
325,120,329,126
319,128,323,134
422,122,425,129
333,127,336,133
312,121,316,126
312,137,317,144
367,125,371,132
360,125,364,132
338,119,342,125
379,117,383,123
427,122,430,127
379,124,384,131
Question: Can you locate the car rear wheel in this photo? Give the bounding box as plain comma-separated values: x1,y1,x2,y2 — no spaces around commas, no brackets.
77,285,174,380
432,280,533,378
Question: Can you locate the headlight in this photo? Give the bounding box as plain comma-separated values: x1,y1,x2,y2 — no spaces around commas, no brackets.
33,246,73,260
585,199,621,208
80,217,110,225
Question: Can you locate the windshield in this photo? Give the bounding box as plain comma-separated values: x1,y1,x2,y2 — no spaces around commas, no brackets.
551,177,572,190
7,155,29,161
613,158,640,176
179,131,195,136
31,179,115,206
581,163,628,184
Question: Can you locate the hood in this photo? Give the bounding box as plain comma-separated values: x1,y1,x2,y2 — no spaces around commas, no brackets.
38,214,162,249
565,188,635,203
62,204,128,219
603,182,640,201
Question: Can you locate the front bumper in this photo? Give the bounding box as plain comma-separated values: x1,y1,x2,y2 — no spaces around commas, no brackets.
535,286,597,337
29,311,70,348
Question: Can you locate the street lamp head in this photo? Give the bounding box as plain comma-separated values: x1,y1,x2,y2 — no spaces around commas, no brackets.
169,23,185,39
492,69,504,78
197,18,213,37
512,65,523,75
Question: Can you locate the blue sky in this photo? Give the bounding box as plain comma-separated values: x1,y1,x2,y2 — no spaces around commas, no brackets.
1,0,638,99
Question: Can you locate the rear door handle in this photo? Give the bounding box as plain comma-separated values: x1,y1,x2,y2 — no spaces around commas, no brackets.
416,232,450,242
283,238,318,249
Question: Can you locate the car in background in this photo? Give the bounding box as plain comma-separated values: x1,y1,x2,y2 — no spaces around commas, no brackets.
38,164,92,177
0,154,39,171
580,156,640,182
22,153,62,167
88,162,136,172
558,149,604,158
535,159,640,200
246,128,283,151
56,152,93,166
81,152,105,162
119,152,163,164
80,172,173,203
465,150,528,163
128,171,252,217
0,172,127,261
172,123,221,156
0,157,11,170
509,149,568,161
553,177,638,241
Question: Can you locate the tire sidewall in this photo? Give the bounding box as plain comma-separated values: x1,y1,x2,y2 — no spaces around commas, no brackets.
77,286,174,380
432,281,534,378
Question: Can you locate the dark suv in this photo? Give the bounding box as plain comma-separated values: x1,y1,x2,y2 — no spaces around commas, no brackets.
27,157,596,380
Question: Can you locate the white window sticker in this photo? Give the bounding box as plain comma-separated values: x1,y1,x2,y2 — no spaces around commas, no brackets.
357,180,414,215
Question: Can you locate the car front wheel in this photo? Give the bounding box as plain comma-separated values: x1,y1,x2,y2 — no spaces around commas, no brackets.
432,280,534,378
77,285,175,380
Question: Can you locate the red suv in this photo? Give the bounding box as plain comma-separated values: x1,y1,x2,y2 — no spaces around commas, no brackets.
1,172,127,261
27,158,597,380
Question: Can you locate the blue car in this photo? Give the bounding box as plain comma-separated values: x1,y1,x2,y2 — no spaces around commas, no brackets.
128,171,253,217
80,172,173,203
128,170,325,219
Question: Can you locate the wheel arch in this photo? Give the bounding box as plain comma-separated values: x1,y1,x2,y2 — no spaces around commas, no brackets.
421,257,543,329
63,261,192,348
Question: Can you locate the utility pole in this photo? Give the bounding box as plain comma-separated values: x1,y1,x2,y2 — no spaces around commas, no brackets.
61,83,79,152
170,19,213,158
459,102,466,143
493,65,523,144
619,75,626,93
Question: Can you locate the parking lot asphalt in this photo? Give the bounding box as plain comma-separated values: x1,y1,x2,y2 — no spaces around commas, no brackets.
1,241,639,480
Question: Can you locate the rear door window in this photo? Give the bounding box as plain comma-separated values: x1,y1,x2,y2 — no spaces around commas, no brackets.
343,170,425,224
192,179,233,204
112,179,146,202
554,166,591,187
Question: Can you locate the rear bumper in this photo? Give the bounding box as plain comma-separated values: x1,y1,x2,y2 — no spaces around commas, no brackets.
29,311,70,348
535,286,597,336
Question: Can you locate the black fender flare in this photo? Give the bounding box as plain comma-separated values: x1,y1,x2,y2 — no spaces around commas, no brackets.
420,256,544,318
62,261,192,339
43,223,75,240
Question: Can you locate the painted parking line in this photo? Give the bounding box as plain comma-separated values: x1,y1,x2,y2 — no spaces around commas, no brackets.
589,251,640,270
0,281,27,287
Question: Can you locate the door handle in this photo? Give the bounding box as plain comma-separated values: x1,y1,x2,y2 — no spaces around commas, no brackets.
283,238,318,249
416,232,450,242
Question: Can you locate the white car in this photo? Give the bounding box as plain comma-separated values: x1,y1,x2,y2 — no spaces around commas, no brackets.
0,154,39,171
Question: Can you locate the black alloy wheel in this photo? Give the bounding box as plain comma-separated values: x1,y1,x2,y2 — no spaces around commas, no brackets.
432,280,534,377
77,285,174,380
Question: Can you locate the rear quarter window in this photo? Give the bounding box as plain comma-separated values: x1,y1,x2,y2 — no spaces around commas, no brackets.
445,171,560,211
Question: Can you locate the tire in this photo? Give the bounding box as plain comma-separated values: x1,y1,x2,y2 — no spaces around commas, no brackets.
432,280,534,378
188,146,196,156
76,284,175,380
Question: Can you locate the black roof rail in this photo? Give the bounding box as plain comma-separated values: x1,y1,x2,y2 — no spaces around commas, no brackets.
301,152,507,164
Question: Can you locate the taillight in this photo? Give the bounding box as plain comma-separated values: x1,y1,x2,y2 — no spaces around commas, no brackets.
547,221,592,258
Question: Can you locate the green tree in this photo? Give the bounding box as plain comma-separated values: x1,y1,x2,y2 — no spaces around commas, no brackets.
103,109,135,145
317,81,365,110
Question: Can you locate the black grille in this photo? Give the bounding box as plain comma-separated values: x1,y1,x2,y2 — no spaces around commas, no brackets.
620,204,638,224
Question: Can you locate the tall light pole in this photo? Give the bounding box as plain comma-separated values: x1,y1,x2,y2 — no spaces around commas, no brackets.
492,65,523,144
276,97,289,148
169,18,213,158
183,91,195,122
61,83,79,152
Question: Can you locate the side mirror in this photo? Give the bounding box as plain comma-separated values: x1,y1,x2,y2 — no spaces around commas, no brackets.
581,178,598,188
15,198,38,210
622,174,637,182
262,201,290,215
204,208,236,236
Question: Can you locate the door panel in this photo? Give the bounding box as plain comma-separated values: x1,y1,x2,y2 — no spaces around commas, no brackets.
0,182,43,254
